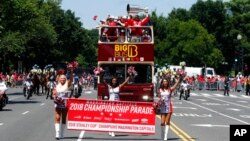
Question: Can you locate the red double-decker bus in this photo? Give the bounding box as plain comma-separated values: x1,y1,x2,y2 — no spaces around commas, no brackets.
97,25,154,102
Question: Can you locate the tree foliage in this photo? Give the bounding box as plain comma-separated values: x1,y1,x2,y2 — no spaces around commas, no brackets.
0,0,96,72
154,19,223,68
1,0,250,76
152,0,250,75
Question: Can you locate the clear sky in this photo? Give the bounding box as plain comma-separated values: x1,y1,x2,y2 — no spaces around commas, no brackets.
60,0,198,29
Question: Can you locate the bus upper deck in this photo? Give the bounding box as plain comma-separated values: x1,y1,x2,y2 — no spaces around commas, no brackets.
98,26,154,44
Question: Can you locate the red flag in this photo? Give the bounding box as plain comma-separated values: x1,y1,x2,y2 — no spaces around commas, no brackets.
93,15,98,21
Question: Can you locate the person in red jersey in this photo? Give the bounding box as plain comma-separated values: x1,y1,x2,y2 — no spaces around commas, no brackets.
127,13,150,42
102,16,118,42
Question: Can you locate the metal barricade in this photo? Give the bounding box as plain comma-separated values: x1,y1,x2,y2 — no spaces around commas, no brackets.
197,81,206,90
229,80,236,92
207,81,218,91
236,82,244,92
217,80,225,91
236,82,241,92
16,80,24,87
190,80,196,90
196,80,218,91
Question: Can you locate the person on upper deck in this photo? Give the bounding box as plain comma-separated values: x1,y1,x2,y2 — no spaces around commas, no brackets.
127,13,150,37
102,16,118,42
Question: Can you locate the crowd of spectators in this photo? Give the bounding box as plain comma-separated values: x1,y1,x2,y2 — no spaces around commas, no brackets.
155,68,250,95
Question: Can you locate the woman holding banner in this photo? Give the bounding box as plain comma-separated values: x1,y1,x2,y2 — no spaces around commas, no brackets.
53,67,73,140
158,76,181,140
104,76,130,137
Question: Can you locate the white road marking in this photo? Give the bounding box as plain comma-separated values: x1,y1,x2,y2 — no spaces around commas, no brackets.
200,93,211,96
191,124,229,128
0,123,3,126
40,103,45,106
173,106,197,110
214,94,224,97
172,101,182,104
240,115,250,118
22,111,29,115
229,95,237,98
77,131,85,141
186,101,249,124
241,95,250,98
195,99,207,102
202,103,229,106
173,113,212,117
84,91,92,94
201,95,250,109
237,101,248,103
226,108,241,111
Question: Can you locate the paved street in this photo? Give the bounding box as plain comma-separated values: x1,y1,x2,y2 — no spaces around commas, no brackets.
1,88,250,141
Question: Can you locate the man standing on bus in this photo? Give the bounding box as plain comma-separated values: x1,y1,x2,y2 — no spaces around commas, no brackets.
102,16,118,42
127,12,150,42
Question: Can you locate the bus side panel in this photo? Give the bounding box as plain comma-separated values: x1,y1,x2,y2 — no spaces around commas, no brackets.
97,84,109,100
119,84,154,102
98,84,154,102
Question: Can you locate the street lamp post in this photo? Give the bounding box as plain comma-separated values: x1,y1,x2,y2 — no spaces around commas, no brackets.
237,34,242,73
235,58,238,76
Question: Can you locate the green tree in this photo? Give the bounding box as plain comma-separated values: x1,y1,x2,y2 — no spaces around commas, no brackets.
224,0,250,74
156,19,223,68
168,8,190,21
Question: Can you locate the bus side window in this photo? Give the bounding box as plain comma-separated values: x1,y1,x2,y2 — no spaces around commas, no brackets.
142,29,151,42
127,28,132,42
118,27,125,43
128,27,152,43
105,27,119,42
128,27,142,43
100,27,109,42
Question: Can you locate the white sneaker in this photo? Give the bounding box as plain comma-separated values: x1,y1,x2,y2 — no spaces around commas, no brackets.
111,132,115,137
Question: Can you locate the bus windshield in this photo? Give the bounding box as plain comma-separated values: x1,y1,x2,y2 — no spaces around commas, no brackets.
100,64,152,84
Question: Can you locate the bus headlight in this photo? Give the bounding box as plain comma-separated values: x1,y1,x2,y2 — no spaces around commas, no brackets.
104,96,109,100
142,95,149,100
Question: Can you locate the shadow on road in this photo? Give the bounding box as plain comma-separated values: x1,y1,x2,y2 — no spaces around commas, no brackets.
6,93,23,96
8,100,41,104
0,109,13,112
168,138,181,140
63,137,161,140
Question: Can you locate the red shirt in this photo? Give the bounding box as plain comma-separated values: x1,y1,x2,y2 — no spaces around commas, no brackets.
128,16,150,36
103,21,118,41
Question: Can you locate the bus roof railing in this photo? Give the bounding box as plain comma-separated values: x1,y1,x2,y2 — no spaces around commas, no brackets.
98,26,154,44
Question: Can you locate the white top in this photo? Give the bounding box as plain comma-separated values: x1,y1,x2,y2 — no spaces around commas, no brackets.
159,89,171,101
55,81,69,108
56,81,69,93
108,86,119,101
159,88,172,113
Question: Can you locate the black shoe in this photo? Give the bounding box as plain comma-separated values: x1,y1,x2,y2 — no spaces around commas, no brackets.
55,137,60,140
